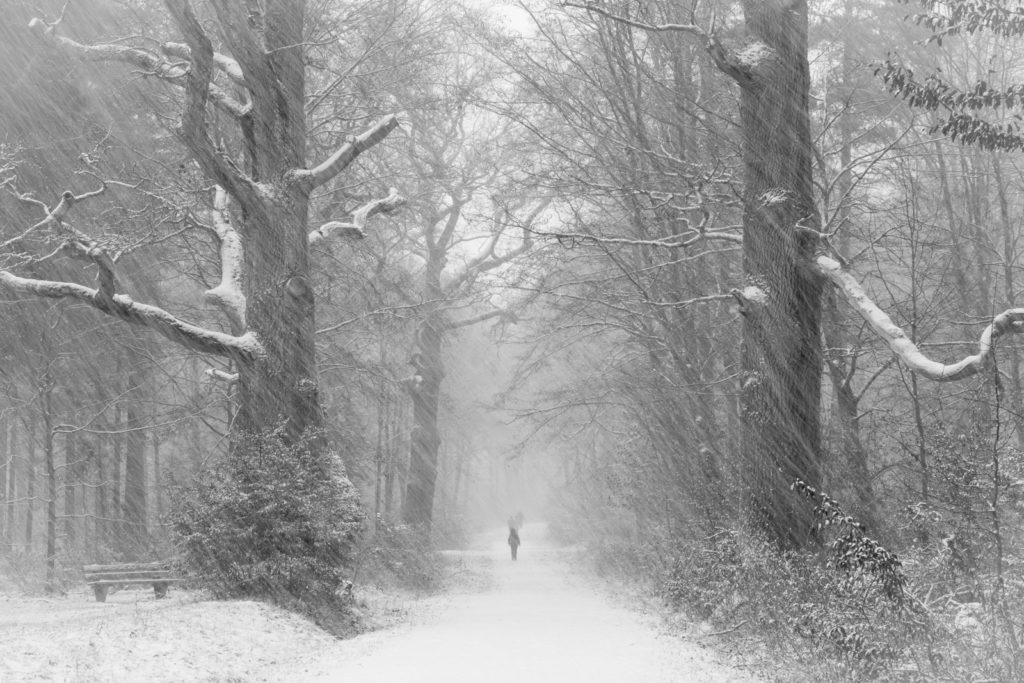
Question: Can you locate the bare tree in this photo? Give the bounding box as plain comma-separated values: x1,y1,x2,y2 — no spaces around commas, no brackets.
2,1,403,450
393,104,548,528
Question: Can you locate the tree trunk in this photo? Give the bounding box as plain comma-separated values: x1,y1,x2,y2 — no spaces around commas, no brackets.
233,194,324,442
63,432,76,551
112,402,122,524
2,418,10,551
94,436,109,551
992,158,1024,448
123,364,147,540
823,295,877,528
24,418,33,549
374,335,387,527
383,399,397,520
42,381,56,592
402,315,445,528
152,427,162,524
737,1,823,548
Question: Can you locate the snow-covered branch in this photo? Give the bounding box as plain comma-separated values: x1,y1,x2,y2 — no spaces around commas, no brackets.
0,271,262,360
29,8,259,211
161,41,246,88
206,0,270,87
4,183,125,299
202,187,247,332
1,182,260,359
289,115,401,190
562,2,707,38
1,186,105,252
205,368,239,384
308,188,404,246
561,1,756,85
818,255,1024,381
538,228,742,250
163,0,261,211
27,16,248,118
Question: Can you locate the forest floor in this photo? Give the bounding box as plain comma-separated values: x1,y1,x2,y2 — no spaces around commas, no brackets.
0,523,763,682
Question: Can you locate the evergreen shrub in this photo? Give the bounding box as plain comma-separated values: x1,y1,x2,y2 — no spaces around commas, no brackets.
168,427,363,607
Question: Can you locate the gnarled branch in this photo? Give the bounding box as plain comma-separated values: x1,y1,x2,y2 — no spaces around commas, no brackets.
0,271,262,360
205,368,239,384
27,16,248,118
202,187,247,332
163,0,262,212
818,255,1024,381
308,188,404,246
161,41,246,88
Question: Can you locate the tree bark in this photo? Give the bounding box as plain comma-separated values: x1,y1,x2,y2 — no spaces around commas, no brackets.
1,418,10,551
24,418,34,549
94,434,109,551
63,432,76,550
233,194,324,441
42,379,56,592
402,315,445,528
123,364,147,538
735,1,823,547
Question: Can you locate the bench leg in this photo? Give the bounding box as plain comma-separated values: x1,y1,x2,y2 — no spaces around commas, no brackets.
153,582,168,599
92,585,108,602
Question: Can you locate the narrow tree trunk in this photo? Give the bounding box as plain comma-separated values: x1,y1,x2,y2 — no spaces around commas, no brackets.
24,418,33,549
43,382,56,592
2,418,10,551
738,1,823,548
152,428,162,524
63,432,76,551
112,402,123,525
374,336,387,527
123,365,147,540
95,436,109,551
383,399,397,520
452,446,465,512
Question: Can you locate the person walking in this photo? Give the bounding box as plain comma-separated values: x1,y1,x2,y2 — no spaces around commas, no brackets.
508,525,521,561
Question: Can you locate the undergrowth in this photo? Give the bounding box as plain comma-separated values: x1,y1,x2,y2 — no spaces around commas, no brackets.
579,482,1023,681
351,516,443,592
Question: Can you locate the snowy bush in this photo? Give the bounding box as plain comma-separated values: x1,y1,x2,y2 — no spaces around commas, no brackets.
168,427,363,607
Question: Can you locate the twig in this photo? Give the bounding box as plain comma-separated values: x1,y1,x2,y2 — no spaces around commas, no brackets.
701,620,747,636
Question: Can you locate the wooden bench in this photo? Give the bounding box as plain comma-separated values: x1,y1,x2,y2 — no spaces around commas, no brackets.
83,561,180,602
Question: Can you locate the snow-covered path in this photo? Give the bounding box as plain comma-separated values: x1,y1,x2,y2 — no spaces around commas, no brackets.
316,523,760,683
0,524,762,681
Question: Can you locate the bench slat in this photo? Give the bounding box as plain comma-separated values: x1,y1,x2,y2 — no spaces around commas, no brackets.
83,562,172,572
86,578,182,586
85,571,175,580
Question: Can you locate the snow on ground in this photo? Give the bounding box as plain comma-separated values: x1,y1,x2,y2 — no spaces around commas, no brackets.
311,523,763,682
0,524,762,682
